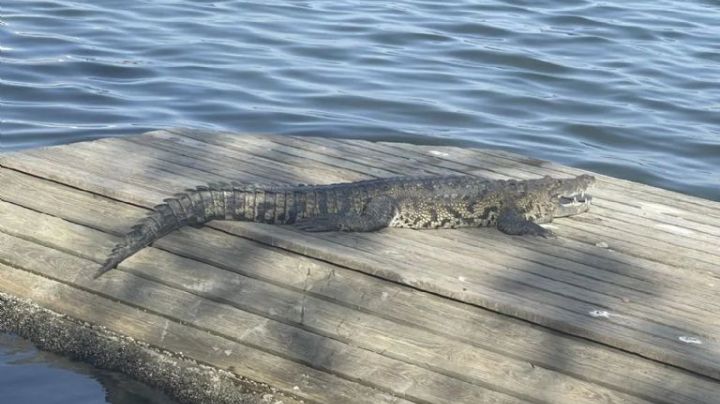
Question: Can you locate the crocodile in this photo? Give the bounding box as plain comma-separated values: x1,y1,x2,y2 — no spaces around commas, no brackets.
96,174,595,278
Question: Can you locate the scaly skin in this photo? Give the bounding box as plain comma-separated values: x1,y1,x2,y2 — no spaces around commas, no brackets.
96,174,595,278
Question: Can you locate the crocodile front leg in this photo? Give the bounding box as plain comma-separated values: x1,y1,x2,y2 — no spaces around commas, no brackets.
295,196,397,232
497,207,554,237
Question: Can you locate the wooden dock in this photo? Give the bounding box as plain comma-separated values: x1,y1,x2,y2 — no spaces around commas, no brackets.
1,128,719,403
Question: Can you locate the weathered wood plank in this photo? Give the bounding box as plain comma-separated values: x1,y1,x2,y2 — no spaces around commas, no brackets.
0,204,530,404
159,228,720,404
147,129,386,180
167,128,444,178
181,131,720,281
3,132,719,379
206,229,720,377
5,150,713,305
371,139,720,222
258,134,720,278
0,263,409,404
484,148,720,212
153,133,720,312
2,167,718,403
0,149,168,203
165,131,720,264
0,167,140,234
272,134,720,256
0,189,654,404
285,134,720,234
111,250,651,404
0,290,306,404
2,130,720,402
259,132,479,177
129,133,365,184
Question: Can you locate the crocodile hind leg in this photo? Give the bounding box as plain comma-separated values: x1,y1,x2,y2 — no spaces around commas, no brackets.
497,208,554,237
295,196,397,232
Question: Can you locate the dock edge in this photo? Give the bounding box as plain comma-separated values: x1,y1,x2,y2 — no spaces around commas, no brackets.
0,291,300,404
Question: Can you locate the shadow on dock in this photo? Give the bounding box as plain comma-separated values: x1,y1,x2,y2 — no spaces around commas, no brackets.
1,129,719,403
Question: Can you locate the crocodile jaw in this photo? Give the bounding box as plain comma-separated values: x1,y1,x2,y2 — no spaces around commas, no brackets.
555,193,592,217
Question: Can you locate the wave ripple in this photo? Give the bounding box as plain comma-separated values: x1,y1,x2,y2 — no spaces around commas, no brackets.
1,0,719,200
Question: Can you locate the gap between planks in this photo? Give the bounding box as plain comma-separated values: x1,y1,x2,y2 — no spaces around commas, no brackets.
1,129,720,398
0,261,415,404
0,187,648,404
1,166,720,400
2,134,716,364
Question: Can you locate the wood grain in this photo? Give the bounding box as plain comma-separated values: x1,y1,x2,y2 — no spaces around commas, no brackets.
1,129,720,403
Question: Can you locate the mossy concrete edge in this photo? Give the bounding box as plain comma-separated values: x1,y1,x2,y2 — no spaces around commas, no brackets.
0,291,303,404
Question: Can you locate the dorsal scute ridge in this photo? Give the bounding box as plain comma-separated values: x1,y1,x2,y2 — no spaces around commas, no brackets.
142,215,162,229
229,182,289,192
96,174,595,278
207,182,231,191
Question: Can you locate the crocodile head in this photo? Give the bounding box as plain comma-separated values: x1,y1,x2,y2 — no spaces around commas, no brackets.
517,174,595,222
550,174,595,217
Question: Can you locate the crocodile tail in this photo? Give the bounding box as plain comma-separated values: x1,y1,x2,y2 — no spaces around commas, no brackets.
95,183,251,278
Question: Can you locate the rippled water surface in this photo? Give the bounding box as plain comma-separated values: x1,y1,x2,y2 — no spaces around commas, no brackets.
0,0,719,400
0,333,177,403
1,0,719,200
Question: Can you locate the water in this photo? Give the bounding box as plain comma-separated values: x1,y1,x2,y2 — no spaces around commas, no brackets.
2,0,719,200
0,333,177,403
0,0,719,400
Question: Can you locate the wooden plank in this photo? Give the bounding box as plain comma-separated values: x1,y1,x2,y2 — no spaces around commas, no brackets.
122,247,650,404
280,134,720,254
172,220,720,379
2,130,720,400
162,134,720,314
0,167,140,235
153,129,391,180
306,135,720,236
0,263,408,404
260,132,477,177
130,131,366,184
0,149,167,204
168,128,443,178
557,217,720,276
153,231,720,402
2,167,718,403
339,230,720,322
282,135,720,255
370,139,720,221
0,189,651,404
3,133,719,378
258,135,720,277
215,222,715,344
155,140,716,306
487,148,720,211
0,205,528,403
0,291,304,404
445,228,720,312
581,198,720,240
